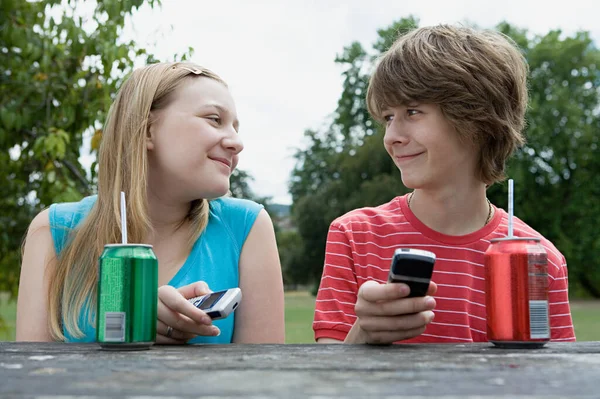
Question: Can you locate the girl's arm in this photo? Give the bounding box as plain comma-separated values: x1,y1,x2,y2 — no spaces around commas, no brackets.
16,209,55,341
233,209,285,343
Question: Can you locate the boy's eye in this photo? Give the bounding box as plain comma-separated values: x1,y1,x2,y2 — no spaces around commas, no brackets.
383,114,394,122
407,109,419,116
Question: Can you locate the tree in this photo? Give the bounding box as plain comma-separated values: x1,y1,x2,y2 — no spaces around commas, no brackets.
289,18,418,286
229,169,256,200
491,23,600,297
0,0,258,303
277,229,307,288
290,18,600,297
1,0,160,298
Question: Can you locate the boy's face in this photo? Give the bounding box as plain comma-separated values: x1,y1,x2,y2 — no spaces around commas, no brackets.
382,103,479,190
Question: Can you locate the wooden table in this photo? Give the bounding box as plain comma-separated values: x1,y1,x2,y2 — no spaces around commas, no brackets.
1,342,599,398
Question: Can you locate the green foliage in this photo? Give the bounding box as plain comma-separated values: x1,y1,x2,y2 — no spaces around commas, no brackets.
0,0,164,297
290,18,600,297
489,26,600,297
229,169,257,200
277,229,307,287
289,18,419,286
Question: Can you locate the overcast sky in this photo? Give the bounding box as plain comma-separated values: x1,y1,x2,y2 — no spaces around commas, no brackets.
103,0,600,204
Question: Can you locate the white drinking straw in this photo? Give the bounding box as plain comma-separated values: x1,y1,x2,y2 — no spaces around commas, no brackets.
120,191,127,244
508,179,514,238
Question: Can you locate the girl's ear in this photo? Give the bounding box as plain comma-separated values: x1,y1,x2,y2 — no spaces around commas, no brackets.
147,112,155,151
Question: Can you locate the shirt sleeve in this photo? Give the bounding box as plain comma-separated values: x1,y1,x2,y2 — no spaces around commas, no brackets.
547,252,576,341
312,221,359,342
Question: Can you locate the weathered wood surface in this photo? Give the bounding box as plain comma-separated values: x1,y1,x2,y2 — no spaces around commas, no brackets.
1,342,599,398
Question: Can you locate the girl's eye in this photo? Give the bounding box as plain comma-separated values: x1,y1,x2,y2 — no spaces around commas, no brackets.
407,109,419,116
383,114,394,123
207,116,221,124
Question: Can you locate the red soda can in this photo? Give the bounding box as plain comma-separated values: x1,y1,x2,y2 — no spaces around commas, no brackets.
484,237,550,348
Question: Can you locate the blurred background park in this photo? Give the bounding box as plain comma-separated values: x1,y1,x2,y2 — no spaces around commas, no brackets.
1,0,599,342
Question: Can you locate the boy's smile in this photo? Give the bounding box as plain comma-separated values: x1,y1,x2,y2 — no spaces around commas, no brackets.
394,151,425,165
383,103,479,190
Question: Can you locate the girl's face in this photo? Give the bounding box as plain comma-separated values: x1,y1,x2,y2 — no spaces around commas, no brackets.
147,77,243,202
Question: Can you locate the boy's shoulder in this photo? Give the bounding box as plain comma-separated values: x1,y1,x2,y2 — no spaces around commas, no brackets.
331,196,405,229
493,209,566,267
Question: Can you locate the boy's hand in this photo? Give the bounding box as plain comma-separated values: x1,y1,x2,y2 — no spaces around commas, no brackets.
348,280,437,344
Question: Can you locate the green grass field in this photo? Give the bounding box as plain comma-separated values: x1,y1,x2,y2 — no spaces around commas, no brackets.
286,292,600,343
0,293,17,341
1,291,598,343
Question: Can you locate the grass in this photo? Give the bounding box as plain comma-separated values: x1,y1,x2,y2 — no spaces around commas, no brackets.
283,293,600,343
1,291,597,343
570,301,600,342
284,291,316,343
0,292,16,341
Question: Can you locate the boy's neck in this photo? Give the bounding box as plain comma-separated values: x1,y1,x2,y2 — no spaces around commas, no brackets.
408,184,493,236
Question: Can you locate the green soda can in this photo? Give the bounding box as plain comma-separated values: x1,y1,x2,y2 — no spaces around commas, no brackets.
96,244,158,350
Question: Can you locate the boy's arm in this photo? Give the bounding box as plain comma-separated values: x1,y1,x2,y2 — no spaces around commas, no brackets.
548,254,576,341
313,221,359,342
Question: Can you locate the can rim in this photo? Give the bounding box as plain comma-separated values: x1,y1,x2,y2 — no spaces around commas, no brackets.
104,244,154,248
490,237,541,243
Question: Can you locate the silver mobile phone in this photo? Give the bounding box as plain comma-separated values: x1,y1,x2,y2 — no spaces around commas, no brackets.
188,288,242,320
387,248,436,297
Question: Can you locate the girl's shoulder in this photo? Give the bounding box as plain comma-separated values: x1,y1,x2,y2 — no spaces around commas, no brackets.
49,195,98,229
209,196,264,224
206,197,265,249
48,195,97,255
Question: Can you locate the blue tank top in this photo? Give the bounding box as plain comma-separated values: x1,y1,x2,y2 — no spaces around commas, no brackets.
49,195,263,344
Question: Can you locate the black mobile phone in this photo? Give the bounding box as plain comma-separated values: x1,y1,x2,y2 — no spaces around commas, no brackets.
387,248,436,297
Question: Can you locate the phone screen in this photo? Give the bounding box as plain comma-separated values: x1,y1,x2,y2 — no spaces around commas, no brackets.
192,291,226,310
391,257,434,282
389,249,436,297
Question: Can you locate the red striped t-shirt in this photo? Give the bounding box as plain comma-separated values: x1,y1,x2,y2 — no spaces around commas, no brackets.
313,194,576,343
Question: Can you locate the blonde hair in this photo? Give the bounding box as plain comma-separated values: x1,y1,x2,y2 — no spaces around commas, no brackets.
366,25,528,185
47,62,226,340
